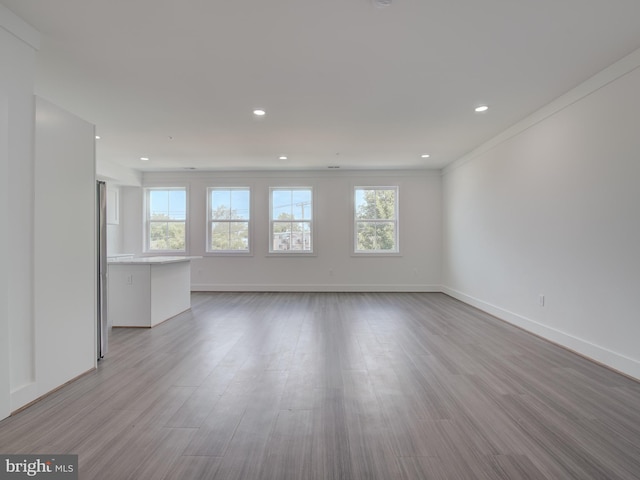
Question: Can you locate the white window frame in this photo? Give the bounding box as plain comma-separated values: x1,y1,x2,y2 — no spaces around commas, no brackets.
353,185,399,255
143,186,188,253
206,186,252,255
269,186,314,254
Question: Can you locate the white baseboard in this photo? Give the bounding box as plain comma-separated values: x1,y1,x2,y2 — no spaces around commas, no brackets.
442,286,640,381
191,283,442,293
11,382,37,412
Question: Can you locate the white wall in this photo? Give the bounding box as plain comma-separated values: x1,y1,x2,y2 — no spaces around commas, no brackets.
122,170,442,291
0,5,39,418
106,184,123,255
121,185,144,256
96,159,142,256
442,50,640,380
97,158,142,188
1,6,98,418
0,63,8,420
33,97,96,398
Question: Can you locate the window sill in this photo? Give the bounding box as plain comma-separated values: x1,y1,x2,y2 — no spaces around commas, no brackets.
143,251,188,256
265,252,317,257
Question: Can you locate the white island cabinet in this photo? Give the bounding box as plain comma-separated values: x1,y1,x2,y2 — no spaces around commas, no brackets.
108,256,198,327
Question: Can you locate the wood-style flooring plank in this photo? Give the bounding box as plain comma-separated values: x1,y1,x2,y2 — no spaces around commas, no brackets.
1,292,639,479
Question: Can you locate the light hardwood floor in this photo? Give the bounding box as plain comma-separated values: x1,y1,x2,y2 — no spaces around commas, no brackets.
1,292,639,479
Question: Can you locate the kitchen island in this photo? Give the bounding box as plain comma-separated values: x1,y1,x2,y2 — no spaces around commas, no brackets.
108,256,198,327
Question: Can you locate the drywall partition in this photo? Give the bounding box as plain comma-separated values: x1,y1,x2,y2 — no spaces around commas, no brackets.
0,74,8,421
0,5,40,419
33,97,96,398
123,170,442,291
96,159,141,256
442,49,640,380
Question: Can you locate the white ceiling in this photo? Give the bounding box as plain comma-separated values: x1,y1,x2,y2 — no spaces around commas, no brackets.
3,0,640,172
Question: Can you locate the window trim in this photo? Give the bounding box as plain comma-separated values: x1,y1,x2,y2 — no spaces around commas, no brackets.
268,186,315,255
206,186,253,256
352,185,400,255
143,186,189,254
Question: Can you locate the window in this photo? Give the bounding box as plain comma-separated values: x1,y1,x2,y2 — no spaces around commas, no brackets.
207,187,251,253
354,186,398,253
145,187,187,252
270,187,313,253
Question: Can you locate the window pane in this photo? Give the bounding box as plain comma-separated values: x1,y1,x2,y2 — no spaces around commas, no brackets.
167,222,186,249
149,221,185,251
356,222,376,251
295,222,312,250
375,190,395,220
211,190,231,220
292,190,312,220
272,190,292,220
229,222,249,250
148,189,186,220
355,189,378,220
168,190,186,220
272,221,292,250
149,190,169,219
355,188,395,220
355,189,368,220
150,221,169,250
375,222,396,250
230,190,250,220
211,222,231,250
211,222,250,251
356,221,396,251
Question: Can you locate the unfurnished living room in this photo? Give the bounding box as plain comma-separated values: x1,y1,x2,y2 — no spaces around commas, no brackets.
1,1,640,479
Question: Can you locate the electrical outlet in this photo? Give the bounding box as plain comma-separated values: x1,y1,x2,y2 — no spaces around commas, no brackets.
539,294,545,307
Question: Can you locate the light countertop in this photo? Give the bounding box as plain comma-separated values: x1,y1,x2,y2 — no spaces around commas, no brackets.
108,256,200,265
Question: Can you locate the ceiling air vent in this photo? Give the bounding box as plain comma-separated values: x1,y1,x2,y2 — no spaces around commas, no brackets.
373,0,392,8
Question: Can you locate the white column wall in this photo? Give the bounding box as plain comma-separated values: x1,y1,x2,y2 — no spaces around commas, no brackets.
442,50,640,380
2,6,97,417
33,97,96,397
0,69,8,420
121,186,144,256
0,5,39,418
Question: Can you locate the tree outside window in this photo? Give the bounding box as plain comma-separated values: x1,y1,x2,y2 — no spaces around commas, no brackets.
146,188,187,252
208,188,250,252
355,187,398,253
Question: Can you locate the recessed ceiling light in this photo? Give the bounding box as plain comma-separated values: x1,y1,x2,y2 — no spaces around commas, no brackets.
140,157,149,161
421,154,430,158
475,105,489,113
279,156,288,160
95,135,101,140
253,109,266,116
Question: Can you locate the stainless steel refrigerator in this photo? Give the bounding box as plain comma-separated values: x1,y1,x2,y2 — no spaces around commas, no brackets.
97,181,109,359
